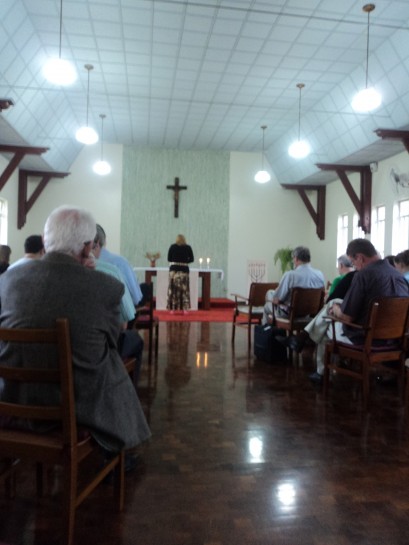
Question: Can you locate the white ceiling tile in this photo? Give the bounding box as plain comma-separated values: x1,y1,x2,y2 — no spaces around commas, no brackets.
1,0,409,184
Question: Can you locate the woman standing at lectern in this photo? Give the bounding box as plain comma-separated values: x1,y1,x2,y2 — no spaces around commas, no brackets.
167,234,194,314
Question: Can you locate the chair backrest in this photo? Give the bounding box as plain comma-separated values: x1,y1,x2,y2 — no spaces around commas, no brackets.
136,282,155,321
248,282,279,307
0,318,76,446
288,287,325,319
364,296,409,345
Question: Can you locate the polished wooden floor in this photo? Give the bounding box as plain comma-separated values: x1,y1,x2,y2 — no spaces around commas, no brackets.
2,321,409,544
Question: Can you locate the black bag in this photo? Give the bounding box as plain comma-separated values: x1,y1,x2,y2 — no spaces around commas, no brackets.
254,324,287,363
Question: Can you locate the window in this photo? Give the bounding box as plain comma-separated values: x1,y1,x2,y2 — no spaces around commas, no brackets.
392,199,409,255
337,214,348,259
352,213,365,240
0,199,8,244
371,205,385,257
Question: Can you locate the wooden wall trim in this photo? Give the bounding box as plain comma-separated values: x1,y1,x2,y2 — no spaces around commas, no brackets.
315,163,372,234
0,145,48,192
281,184,326,240
18,169,70,229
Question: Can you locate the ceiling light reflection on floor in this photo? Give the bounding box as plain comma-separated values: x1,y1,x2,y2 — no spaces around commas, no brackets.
248,436,263,461
276,482,296,507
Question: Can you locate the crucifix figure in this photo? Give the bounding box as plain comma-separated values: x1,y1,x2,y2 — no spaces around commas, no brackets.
166,177,187,218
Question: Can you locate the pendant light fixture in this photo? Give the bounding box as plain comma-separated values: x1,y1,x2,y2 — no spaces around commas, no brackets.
93,114,111,175
254,125,271,183
288,83,311,160
351,4,382,113
43,0,77,86
75,64,99,145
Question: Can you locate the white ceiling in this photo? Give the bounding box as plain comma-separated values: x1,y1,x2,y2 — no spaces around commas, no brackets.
1,0,409,184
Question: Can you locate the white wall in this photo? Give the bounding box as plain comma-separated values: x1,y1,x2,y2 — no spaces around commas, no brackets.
228,152,310,296
2,144,409,296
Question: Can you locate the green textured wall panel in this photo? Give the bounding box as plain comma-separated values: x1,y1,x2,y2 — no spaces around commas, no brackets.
122,148,229,297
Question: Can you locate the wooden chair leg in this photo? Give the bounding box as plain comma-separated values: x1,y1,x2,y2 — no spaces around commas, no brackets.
405,367,409,416
362,360,370,411
148,327,153,364
36,462,44,497
323,347,331,397
113,451,125,512
154,323,159,359
63,461,77,545
2,458,18,499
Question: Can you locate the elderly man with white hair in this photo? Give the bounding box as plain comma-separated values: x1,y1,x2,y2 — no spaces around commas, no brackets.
0,205,150,464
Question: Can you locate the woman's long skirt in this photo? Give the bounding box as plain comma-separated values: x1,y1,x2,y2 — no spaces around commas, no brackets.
167,271,190,311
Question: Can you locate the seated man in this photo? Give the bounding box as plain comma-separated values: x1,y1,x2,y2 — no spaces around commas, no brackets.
0,205,151,459
96,223,146,307
262,246,325,324
394,250,409,283
92,233,144,383
0,245,11,274
8,235,44,269
283,239,409,384
326,254,354,300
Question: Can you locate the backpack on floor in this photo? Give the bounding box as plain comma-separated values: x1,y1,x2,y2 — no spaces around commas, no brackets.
254,324,287,363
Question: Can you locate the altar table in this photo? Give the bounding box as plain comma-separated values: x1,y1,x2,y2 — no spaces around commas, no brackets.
133,267,224,310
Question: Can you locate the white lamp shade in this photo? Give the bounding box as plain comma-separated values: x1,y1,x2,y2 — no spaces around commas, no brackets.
76,126,99,145
254,170,271,184
93,160,111,175
288,139,311,159
43,58,77,86
351,86,382,113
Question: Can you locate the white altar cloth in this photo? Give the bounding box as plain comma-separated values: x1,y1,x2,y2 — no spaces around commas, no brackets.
134,267,224,280
133,267,224,310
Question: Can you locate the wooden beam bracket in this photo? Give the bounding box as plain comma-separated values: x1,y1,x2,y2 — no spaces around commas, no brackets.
281,184,326,240
316,163,372,234
0,145,49,192
374,128,409,154
18,169,70,229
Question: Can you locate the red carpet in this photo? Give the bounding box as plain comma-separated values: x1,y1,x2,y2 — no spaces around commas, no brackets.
154,298,235,322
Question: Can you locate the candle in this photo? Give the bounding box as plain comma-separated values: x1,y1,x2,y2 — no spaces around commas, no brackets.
199,258,203,264
206,257,210,268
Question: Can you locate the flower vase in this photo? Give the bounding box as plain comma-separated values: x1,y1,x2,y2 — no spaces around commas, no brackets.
150,260,156,268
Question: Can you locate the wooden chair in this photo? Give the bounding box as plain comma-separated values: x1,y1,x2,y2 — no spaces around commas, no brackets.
134,283,159,364
0,318,125,545
324,297,409,410
0,457,19,498
231,282,278,350
274,287,325,355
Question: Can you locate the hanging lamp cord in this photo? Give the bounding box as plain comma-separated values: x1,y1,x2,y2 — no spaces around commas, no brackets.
365,9,370,88
86,69,90,126
100,116,105,160
58,0,63,58
297,88,301,141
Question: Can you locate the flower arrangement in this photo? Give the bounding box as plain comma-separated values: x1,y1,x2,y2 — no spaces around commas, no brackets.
145,251,161,267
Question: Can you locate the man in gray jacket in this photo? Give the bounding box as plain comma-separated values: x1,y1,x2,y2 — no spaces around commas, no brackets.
0,205,150,456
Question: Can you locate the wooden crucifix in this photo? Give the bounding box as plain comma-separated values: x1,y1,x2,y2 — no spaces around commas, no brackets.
166,177,187,218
